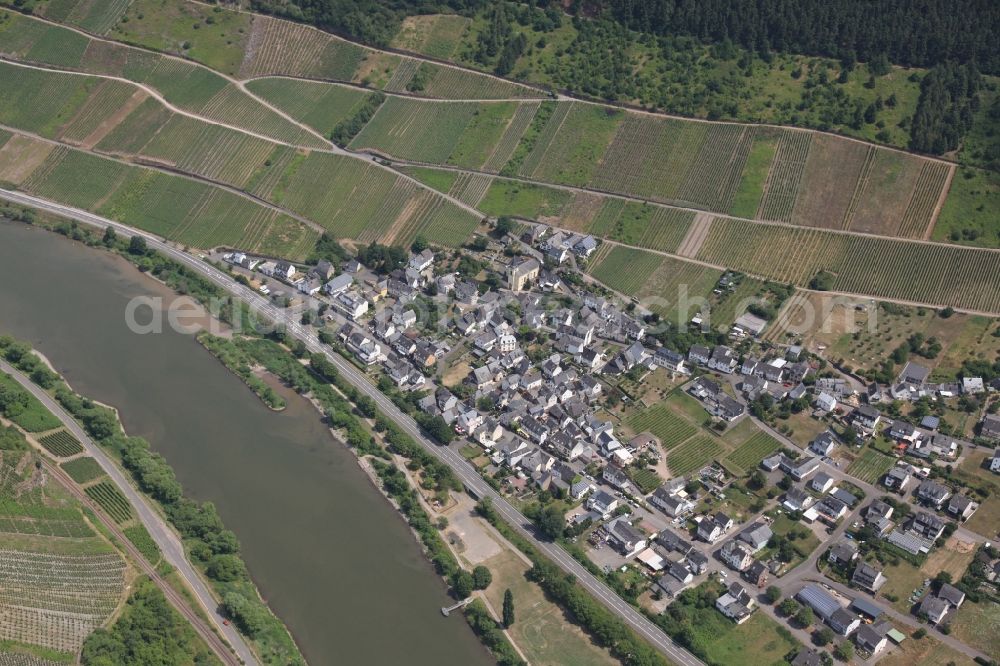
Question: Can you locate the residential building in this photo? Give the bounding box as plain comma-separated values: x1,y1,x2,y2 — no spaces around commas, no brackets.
649,485,695,518
910,511,947,541
716,582,756,624
851,561,887,593
853,404,882,432
743,560,768,587
607,519,647,557
587,490,618,520
696,512,732,543
855,621,891,656
916,480,952,509
809,431,838,457
981,415,1000,443
828,542,858,567
720,540,754,571
884,465,913,492
947,494,978,521
811,472,835,493
736,521,773,553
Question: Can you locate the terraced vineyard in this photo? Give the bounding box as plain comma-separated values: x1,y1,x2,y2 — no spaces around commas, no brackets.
350,97,482,162
0,14,327,148
695,217,1000,313
756,131,812,222
587,244,664,296
35,0,132,34
847,449,895,484
0,549,126,653
3,132,320,260
36,430,83,458
724,432,781,475
0,653,65,666
627,405,697,449
667,436,724,476
594,201,696,254
246,78,373,138
194,7,541,99
588,245,722,320
0,448,128,655
392,14,471,59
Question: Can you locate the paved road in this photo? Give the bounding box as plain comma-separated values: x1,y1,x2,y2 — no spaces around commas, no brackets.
0,358,252,666
0,189,707,666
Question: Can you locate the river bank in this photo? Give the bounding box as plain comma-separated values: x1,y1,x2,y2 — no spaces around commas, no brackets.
0,216,494,665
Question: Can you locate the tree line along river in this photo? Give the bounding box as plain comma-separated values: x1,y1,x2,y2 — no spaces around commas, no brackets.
0,219,493,665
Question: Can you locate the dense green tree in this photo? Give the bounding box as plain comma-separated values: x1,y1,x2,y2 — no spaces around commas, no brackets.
502,588,515,627
472,565,493,590
452,570,475,598
128,236,147,256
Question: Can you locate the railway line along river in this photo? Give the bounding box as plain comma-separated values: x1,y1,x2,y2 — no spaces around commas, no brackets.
0,219,492,665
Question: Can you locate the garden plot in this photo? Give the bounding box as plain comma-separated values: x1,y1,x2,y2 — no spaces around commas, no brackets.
627,405,697,450
667,436,724,476
36,431,83,458
724,432,781,475
847,448,894,484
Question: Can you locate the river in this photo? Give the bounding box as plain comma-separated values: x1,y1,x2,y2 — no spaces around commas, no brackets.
0,220,492,665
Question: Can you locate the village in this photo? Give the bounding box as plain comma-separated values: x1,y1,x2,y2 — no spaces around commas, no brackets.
219,221,1000,665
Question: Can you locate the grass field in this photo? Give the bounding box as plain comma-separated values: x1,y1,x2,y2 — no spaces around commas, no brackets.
627,405,697,450
935,167,1000,248
847,448,895,484
662,583,800,665
400,165,461,193
60,457,104,484
477,179,571,220
481,549,617,666
730,131,779,217
950,601,1000,661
